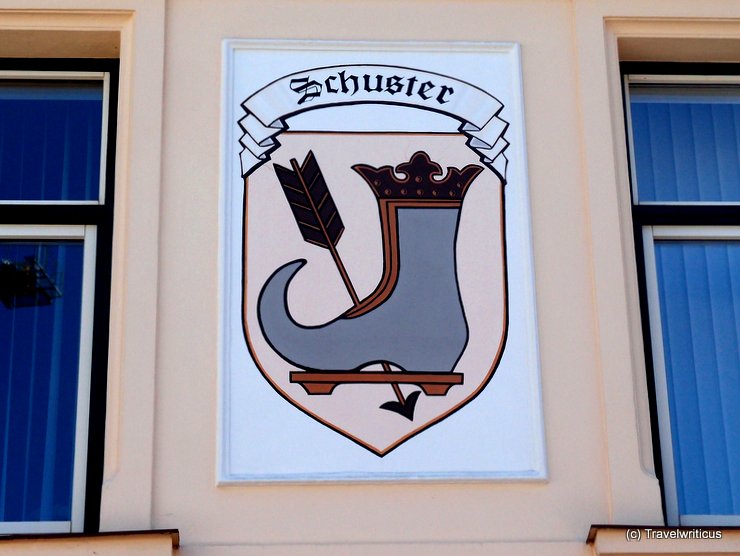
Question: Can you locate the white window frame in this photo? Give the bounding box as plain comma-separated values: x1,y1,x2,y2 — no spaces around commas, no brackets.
0,224,97,534
642,226,740,527
0,71,110,206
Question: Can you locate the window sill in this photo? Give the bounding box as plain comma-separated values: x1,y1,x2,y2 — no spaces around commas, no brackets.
0,529,179,555
588,525,740,555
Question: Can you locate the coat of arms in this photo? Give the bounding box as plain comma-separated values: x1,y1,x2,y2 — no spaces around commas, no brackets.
237,63,510,456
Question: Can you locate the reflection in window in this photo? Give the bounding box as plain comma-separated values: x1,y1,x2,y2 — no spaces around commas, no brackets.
0,242,83,521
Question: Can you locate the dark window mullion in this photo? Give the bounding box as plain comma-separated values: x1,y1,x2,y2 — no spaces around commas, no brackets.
633,204,740,226
82,212,112,534
0,205,106,226
85,60,116,535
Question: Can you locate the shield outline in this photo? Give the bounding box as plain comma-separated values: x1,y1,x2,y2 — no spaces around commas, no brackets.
240,129,510,456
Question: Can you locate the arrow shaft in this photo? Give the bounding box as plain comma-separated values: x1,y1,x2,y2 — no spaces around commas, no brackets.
382,361,406,405
289,157,406,407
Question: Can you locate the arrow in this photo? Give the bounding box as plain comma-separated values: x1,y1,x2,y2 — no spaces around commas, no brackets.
273,151,418,419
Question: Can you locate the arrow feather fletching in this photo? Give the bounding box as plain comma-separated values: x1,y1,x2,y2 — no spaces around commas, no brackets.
273,151,345,250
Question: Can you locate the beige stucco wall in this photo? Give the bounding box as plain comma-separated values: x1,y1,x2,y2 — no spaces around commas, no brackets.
1,1,739,555
157,1,606,554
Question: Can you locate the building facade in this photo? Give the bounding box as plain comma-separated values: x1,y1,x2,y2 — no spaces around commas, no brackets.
0,1,739,554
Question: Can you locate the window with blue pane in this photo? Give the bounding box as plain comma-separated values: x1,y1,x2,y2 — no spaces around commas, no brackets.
0,62,117,535
630,85,740,203
0,81,105,202
0,242,84,522
626,66,740,527
655,240,740,519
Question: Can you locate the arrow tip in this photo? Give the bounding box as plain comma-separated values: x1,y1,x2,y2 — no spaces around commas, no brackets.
380,390,421,421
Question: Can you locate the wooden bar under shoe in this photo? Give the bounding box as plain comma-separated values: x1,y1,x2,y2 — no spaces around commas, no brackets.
290,371,464,396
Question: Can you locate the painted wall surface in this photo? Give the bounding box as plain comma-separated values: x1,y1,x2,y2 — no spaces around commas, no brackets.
1,1,739,555
158,2,601,554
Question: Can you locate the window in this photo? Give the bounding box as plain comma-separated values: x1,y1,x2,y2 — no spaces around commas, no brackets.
0,60,117,533
624,63,740,526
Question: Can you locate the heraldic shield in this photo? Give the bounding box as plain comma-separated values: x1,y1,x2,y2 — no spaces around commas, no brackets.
239,65,510,456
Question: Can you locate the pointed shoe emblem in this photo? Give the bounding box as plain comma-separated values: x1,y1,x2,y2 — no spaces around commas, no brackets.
245,134,508,455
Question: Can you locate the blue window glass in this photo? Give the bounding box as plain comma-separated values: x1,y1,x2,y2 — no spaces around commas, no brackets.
654,240,740,517
0,242,84,521
630,85,740,202
0,81,103,201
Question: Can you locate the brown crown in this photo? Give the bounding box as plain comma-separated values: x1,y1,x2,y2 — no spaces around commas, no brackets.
352,151,483,201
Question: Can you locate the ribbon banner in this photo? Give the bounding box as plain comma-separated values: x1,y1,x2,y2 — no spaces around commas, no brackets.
238,64,509,183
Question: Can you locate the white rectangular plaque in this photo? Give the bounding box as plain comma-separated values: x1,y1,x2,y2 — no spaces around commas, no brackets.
220,40,545,482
